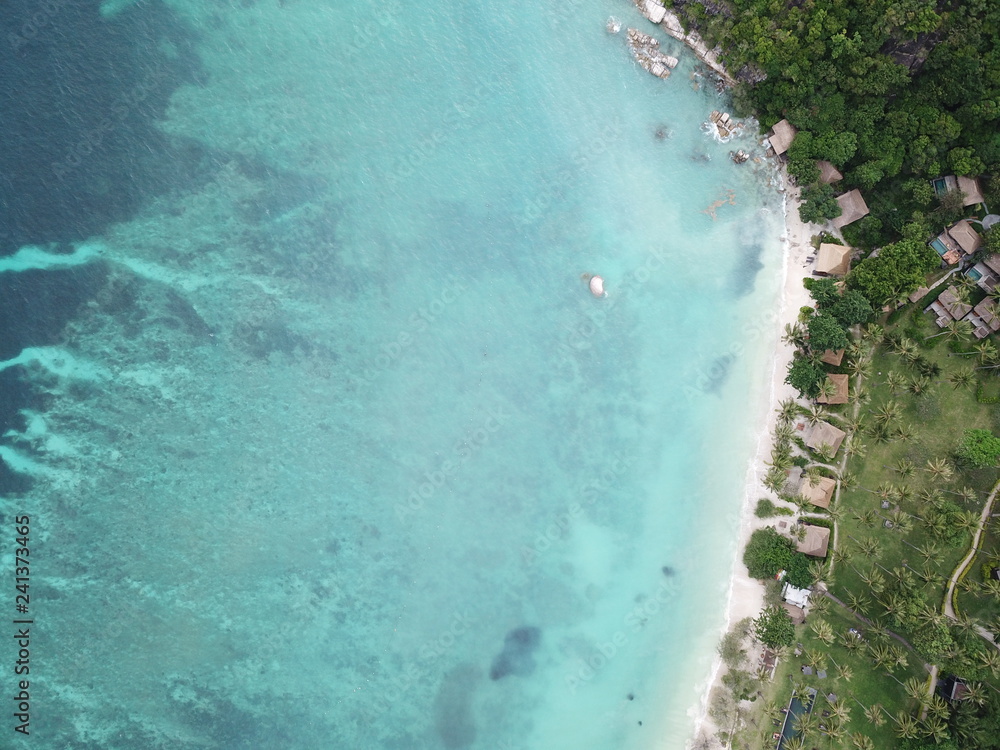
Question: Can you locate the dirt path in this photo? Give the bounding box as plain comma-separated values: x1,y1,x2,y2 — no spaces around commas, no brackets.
943,478,1000,619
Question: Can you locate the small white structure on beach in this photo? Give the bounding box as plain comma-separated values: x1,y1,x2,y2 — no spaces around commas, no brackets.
782,582,811,609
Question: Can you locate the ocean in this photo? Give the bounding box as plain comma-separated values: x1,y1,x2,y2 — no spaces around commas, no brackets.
0,1,785,747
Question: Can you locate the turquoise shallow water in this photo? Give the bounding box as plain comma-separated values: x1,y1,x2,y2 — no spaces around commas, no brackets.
2,1,785,747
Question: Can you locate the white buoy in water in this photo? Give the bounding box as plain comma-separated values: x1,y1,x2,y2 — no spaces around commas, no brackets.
589,275,607,298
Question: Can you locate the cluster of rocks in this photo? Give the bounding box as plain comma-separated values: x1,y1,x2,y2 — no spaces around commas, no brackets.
709,110,742,138
626,28,679,79
729,149,749,164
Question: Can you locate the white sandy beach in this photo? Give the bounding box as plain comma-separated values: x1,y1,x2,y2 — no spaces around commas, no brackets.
688,174,817,748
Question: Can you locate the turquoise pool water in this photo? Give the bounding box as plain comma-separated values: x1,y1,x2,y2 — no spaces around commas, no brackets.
931,237,949,256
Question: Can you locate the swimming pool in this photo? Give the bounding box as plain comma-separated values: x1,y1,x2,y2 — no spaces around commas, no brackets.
930,238,949,256
776,688,817,749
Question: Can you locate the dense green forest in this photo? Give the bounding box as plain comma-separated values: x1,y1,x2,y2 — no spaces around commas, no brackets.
671,0,1000,248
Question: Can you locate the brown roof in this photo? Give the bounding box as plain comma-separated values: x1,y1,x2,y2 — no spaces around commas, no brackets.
949,219,982,255
817,160,843,184
770,119,797,155
820,348,845,366
908,286,930,303
831,190,870,229
938,285,973,319
957,176,985,206
797,525,831,557
782,602,806,625
805,420,846,455
973,299,1000,331
799,476,836,508
817,374,849,405
983,254,1000,276
816,243,852,276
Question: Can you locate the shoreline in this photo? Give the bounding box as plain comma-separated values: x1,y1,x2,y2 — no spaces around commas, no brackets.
689,173,816,747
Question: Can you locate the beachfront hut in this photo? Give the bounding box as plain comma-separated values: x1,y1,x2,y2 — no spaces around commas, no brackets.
799,475,836,509
796,525,831,558
782,582,811,609
769,119,797,156
820,348,845,366
816,243,852,276
908,286,930,303
817,374,848,405
958,176,985,206
817,160,843,184
949,219,983,256
804,420,846,455
831,190,869,229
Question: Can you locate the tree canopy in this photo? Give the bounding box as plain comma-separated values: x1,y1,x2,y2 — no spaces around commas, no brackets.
752,605,795,649
848,239,940,307
958,429,1000,469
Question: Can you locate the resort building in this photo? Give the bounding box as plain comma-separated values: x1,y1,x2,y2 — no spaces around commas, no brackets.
799,475,836,509
931,174,985,207
831,189,869,229
930,219,983,265
966,298,1000,339
926,285,973,327
819,348,845,366
769,119,796,156
796,525,831,558
816,160,843,184
804,420,846,455
815,243,852,276
817,374,848,405
968,254,1000,293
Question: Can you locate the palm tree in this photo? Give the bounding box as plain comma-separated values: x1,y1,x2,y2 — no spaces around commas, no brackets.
859,567,885,594
896,483,915,504
869,643,893,670
806,403,829,426
835,663,854,682
948,367,976,389
907,375,932,396
928,318,973,341
922,716,951,743
925,694,950,722
978,648,1000,676
893,458,916,478
924,457,953,481
874,482,898,502
823,717,847,743
845,440,867,459
917,540,940,563
775,422,795,444
903,676,926,703
764,466,787,493
895,422,915,441
863,323,884,344
817,377,838,402
810,618,835,644
846,591,870,615
794,711,818,737
873,399,902,426
850,732,875,750
839,470,859,490
778,397,799,424
782,737,806,750
964,681,988,707
857,536,881,558
783,322,808,348
885,370,906,393
808,560,830,586
804,648,826,671
889,508,912,531
848,357,872,379
863,703,886,727
893,712,921,739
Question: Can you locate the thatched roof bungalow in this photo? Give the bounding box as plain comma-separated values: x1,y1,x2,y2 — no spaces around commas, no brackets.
799,476,836,509
820,348,845,366
949,219,983,256
817,160,843,184
817,374,848,405
797,525,831,557
816,243,852,276
805,420,846,455
769,119,797,156
831,190,869,229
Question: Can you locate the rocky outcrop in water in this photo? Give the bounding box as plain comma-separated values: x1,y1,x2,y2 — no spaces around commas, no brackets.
626,28,678,79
